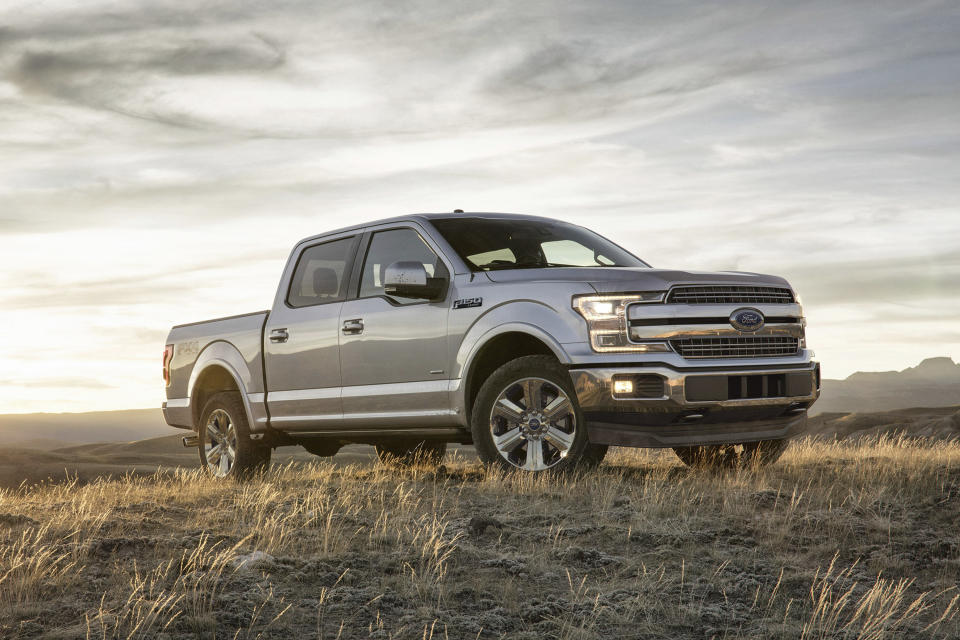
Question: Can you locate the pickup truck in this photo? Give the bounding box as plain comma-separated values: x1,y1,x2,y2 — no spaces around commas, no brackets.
163,212,820,477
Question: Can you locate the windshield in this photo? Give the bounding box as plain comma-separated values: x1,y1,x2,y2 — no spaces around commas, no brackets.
430,217,648,271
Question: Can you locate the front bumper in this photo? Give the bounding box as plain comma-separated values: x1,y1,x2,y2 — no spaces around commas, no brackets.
569,362,819,448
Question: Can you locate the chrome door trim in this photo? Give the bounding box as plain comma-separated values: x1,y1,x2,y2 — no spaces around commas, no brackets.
340,379,450,398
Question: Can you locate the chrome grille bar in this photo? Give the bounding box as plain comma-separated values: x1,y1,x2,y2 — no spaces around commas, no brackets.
667,286,794,304
671,337,800,359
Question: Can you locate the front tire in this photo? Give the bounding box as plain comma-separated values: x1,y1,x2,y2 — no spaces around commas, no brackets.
198,392,271,479
673,439,788,470
471,355,606,473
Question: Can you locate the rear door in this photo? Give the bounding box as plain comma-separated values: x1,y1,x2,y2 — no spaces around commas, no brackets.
264,234,360,430
338,224,454,427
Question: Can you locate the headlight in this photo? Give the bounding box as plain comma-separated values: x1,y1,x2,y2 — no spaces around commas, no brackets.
572,293,670,353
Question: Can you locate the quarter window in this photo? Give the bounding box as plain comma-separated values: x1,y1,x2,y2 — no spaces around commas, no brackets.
286,237,357,308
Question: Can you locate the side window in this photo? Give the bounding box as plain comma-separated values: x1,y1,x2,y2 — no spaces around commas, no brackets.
359,228,443,302
286,236,357,308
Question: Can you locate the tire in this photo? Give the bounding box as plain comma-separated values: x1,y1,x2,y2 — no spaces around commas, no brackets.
471,355,606,473
673,439,789,470
375,440,447,467
198,392,271,479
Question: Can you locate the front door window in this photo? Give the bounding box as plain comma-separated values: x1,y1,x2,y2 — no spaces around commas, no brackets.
358,228,443,304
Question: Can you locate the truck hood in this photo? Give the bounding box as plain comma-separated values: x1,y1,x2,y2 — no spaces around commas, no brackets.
483,267,791,293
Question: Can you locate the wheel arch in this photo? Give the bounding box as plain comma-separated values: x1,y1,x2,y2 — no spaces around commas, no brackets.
188,342,257,432
460,325,567,422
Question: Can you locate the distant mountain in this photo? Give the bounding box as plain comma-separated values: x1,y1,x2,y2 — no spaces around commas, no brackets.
0,408,176,447
815,357,960,415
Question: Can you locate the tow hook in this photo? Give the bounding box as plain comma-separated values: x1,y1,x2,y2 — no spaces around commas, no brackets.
783,403,807,416
182,435,200,447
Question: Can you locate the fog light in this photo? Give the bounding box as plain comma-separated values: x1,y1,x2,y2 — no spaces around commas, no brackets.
613,380,634,395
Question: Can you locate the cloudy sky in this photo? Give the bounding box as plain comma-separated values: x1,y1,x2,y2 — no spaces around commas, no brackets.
0,0,958,414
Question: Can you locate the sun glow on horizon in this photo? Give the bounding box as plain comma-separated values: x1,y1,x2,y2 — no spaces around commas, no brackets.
1,1,958,413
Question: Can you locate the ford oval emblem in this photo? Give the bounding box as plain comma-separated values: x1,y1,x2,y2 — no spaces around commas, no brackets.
730,308,765,332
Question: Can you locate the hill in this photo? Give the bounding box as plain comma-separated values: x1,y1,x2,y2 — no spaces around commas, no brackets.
0,408,174,447
814,356,960,414
808,405,960,441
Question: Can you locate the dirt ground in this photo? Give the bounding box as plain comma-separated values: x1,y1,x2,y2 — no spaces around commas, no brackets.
0,437,958,639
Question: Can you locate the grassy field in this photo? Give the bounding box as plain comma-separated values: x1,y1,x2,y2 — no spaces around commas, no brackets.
0,437,958,639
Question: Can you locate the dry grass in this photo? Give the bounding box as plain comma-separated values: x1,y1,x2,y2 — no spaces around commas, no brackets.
0,435,957,639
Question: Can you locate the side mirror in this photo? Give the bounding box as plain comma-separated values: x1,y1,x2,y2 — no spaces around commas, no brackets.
383,261,447,301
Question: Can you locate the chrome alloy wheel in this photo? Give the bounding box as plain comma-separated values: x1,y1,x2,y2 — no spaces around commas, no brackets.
489,377,577,471
205,408,238,478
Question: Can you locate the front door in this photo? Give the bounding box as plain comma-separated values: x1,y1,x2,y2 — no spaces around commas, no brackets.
264,234,359,430
338,226,453,427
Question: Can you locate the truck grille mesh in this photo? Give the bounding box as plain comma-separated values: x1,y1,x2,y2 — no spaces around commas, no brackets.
667,286,794,304
671,337,800,359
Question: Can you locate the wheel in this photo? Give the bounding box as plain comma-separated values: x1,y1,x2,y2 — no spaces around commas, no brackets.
673,439,789,470
375,440,447,466
198,392,271,479
471,355,606,473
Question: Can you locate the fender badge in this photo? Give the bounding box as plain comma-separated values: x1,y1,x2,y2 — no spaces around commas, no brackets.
454,297,483,309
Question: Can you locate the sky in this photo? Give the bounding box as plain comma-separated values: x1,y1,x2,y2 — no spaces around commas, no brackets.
0,0,958,414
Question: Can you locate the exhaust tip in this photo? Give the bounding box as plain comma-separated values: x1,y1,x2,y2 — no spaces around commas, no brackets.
182,435,199,448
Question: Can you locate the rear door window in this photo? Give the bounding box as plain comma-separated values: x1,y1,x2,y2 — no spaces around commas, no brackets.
286,236,358,308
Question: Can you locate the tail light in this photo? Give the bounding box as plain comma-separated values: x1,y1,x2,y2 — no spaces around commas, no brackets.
163,345,174,387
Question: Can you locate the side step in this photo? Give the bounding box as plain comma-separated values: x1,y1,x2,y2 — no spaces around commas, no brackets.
182,435,199,448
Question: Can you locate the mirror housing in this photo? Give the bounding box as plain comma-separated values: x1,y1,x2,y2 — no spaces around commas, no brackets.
383,261,447,301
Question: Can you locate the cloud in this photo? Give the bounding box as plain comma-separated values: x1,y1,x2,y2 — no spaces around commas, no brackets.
0,0,958,410
7,33,286,130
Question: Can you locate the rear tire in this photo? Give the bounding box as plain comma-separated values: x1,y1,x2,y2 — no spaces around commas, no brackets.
198,392,271,479
673,439,788,470
471,355,605,473
375,440,447,467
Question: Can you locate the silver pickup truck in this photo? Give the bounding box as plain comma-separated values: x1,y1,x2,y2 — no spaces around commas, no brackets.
163,212,819,477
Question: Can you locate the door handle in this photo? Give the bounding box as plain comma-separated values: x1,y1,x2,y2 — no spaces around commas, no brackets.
269,328,289,343
342,319,364,335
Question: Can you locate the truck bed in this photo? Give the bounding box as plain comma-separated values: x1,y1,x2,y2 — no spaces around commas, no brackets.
162,311,269,429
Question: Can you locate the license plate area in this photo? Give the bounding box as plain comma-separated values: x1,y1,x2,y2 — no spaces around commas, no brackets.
685,372,812,402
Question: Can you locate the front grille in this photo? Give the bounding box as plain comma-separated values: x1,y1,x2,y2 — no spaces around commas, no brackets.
671,337,800,359
667,286,794,304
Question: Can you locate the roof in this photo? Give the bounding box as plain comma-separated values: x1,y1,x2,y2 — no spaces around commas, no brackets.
293,211,557,248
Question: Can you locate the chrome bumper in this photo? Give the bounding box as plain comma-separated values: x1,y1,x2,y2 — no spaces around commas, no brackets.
569,362,819,448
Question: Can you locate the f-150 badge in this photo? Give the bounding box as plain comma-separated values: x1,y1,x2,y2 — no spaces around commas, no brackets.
454,297,483,309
